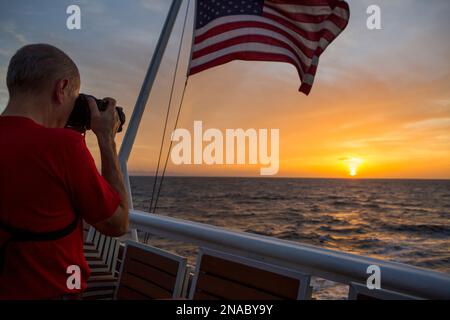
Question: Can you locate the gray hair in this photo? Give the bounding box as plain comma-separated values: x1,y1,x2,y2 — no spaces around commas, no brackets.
6,44,80,98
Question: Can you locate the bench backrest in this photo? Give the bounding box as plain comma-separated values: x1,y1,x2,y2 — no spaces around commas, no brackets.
189,248,311,300
116,241,188,300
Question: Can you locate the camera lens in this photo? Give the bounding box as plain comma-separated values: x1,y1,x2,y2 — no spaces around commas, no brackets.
66,94,126,133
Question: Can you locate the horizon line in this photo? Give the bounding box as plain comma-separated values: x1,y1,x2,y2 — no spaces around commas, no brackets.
128,174,450,181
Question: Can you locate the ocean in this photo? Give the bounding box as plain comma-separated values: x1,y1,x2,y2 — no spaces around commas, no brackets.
130,177,450,299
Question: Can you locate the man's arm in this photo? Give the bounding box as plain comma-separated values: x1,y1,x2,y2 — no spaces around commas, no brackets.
88,97,129,237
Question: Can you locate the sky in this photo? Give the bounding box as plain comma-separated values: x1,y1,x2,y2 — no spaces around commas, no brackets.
0,0,449,179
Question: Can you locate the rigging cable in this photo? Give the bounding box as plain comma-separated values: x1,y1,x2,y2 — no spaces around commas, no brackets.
148,0,192,215
152,80,188,213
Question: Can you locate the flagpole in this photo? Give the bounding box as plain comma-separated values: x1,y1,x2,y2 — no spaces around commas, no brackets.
118,0,184,209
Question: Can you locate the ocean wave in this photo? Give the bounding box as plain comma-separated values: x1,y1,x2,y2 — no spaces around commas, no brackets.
362,203,382,209
383,223,450,236
249,195,292,201
130,176,450,277
414,256,450,267
354,238,383,249
319,225,366,234
330,200,357,206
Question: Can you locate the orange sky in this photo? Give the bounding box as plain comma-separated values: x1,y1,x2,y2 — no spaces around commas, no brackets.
81,1,450,179
104,60,449,179
1,1,449,179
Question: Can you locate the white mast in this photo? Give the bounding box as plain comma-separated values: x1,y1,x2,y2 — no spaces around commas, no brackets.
118,0,184,209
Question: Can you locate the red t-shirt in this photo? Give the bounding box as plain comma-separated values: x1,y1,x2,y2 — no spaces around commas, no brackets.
0,116,121,300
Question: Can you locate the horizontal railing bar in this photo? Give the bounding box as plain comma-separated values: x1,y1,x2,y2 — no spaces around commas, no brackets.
129,210,450,300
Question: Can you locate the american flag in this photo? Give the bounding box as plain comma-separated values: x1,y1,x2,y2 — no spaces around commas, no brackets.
188,0,350,95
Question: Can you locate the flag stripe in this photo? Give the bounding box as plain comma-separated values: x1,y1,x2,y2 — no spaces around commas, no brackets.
193,36,308,79
193,23,318,59
190,50,315,85
266,2,336,16
194,17,328,51
189,0,350,94
195,9,343,41
191,42,307,78
265,0,350,20
261,11,332,46
263,6,344,36
193,28,315,68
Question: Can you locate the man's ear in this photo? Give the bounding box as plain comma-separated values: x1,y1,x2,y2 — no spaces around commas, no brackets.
54,79,70,104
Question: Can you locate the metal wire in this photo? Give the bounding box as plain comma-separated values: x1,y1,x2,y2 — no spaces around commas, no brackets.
148,0,192,214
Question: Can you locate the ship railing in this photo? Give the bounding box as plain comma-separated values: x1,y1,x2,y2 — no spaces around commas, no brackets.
128,209,450,300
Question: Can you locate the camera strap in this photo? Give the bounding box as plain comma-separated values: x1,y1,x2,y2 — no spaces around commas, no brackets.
0,214,79,274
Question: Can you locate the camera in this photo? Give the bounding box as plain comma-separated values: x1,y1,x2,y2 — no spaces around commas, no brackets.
66,94,126,133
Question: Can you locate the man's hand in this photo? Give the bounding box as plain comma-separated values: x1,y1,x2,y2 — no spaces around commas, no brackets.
86,96,129,237
87,97,121,142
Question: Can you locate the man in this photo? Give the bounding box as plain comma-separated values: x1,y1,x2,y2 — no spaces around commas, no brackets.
0,44,129,299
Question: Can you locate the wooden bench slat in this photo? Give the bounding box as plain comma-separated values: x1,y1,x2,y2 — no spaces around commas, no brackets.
86,277,117,285
194,291,221,300
200,255,300,299
125,259,177,292
84,286,115,293
84,248,101,254
120,273,173,299
83,293,115,300
117,286,150,300
85,257,106,263
125,246,179,276
90,270,115,277
196,272,282,300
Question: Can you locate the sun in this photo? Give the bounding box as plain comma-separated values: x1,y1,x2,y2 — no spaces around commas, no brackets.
343,157,364,177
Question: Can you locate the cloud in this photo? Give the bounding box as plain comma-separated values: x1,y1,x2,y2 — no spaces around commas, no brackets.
321,0,450,87
75,0,106,14
429,99,450,107
0,48,12,58
140,0,169,13
405,118,450,130
0,22,28,46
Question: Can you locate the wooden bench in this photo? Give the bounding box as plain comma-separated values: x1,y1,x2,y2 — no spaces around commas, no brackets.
82,226,121,300
189,247,312,300
115,240,189,300
83,227,120,275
